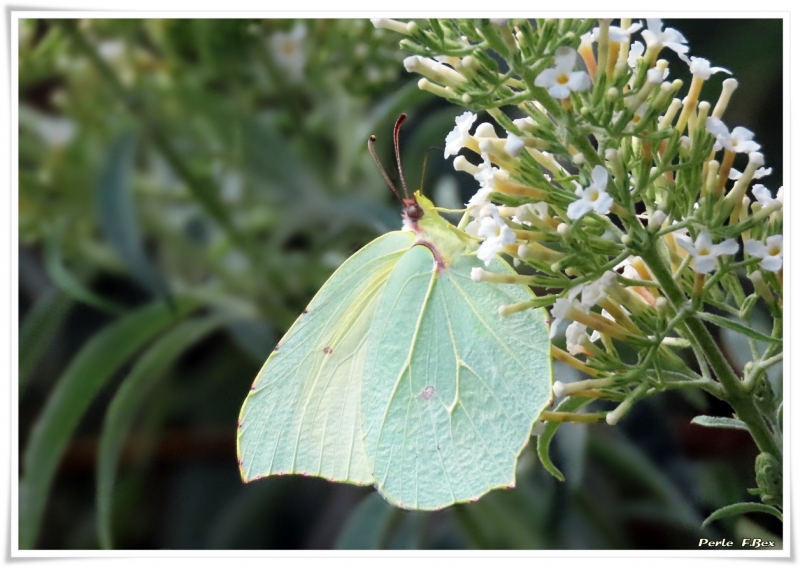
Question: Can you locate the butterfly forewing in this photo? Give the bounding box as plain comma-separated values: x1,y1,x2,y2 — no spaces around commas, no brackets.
238,231,414,485
361,246,552,509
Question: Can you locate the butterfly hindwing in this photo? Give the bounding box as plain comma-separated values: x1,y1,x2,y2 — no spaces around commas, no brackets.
361,245,552,509
237,231,414,485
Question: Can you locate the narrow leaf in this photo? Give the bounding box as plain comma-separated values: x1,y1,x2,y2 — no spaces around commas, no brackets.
19,297,201,549
97,314,226,549
588,434,703,530
44,237,125,314
537,397,592,482
19,289,72,393
698,312,781,345
691,415,749,431
335,492,396,549
96,132,170,300
243,117,323,199
702,502,783,528
226,319,276,363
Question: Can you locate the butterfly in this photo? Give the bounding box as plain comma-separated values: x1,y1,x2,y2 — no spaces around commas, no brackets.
237,115,552,510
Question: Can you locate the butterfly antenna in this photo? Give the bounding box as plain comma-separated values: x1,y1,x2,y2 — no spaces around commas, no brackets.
418,150,430,193
368,134,403,202
393,114,410,199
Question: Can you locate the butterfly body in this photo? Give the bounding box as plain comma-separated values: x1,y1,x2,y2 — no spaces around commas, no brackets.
237,192,552,510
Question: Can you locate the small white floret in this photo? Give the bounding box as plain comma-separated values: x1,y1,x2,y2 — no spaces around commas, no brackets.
534,47,591,100
444,111,477,158
567,165,614,220
744,235,783,272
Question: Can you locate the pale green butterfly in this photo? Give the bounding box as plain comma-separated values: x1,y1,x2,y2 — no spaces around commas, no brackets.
237,115,552,510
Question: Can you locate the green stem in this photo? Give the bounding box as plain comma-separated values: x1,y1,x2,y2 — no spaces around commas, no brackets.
60,21,247,251
639,243,782,462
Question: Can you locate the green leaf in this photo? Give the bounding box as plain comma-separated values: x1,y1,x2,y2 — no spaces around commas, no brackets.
734,516,783,549
335,492,396,549
588,433,703,531
702,502,783,528
96,132,171,300
226,319,276,363
557,421,589,489
698,312,781,345
691,415,749,431
44,237,125,314
97,314,227,549
243,115,324,199
537,397,592,482
19,297,201,549
19,289,72,393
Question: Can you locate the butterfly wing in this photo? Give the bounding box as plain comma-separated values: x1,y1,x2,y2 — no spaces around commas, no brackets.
238,231,415,485
361,245,551,509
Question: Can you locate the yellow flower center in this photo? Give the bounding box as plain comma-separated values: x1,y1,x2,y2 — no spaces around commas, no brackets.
281,41,296,56
556,73,570,85
769,246,781,256
697,247,711,256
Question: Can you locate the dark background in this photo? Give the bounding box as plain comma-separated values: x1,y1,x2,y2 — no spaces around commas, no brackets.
18,18,783,550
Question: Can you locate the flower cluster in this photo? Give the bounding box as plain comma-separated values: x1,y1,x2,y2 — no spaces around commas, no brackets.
378,17,783,476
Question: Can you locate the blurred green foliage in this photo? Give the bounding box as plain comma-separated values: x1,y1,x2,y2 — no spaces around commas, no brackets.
18,18,782,550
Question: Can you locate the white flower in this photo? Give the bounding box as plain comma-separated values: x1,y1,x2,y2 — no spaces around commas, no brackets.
744,235,783,272
371,18,412,35
705,117,760,154
474,122,499,139
641,18,690,63
550,289,587,339
505,133,525,157
689,57,730,80
590,309,617,342
467,153,503,209
476,204,516,265
567,165,614,220
650,210,667,227
729,166,772,180
513,116,535,130
471,267,486,281
98,40,125,62
513,202,549,225
614,103,648,132
220,170,243,203
468,187,494,212
473,152,499,187
534,47,591,100
581,271,617,308
268,24,307,82
565,321,589,355
592,22,643,43
627,41,645,68
616,257,640,281
674,230,739,274
752,184,783,209
647,66,669,84
35,116,77,148
444,111,477,158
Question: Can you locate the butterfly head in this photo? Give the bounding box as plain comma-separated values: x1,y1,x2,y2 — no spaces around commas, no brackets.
402,191,434,232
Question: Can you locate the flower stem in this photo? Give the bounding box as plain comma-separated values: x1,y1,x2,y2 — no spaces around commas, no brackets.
639,243,781,462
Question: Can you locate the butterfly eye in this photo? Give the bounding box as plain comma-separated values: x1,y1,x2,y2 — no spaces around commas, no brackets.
404,201,424,220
